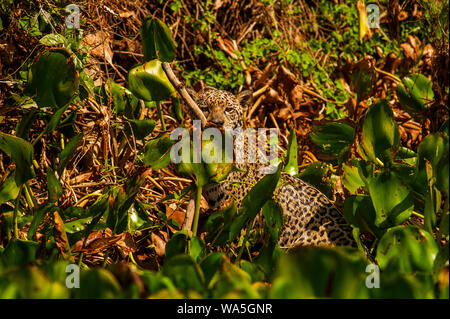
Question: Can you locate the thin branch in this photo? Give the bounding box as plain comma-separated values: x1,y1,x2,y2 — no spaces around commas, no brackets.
161,62,208,126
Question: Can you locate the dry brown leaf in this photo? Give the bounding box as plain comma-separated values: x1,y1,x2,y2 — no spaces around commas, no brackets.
151,233,166,257
82,31,113,64
53,211,75,262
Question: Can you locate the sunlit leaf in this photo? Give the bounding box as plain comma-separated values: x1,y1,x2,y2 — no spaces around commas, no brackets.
367,171,413,228
397,74,434,114
143,134,175,170
361,100,399,163
310,122,354,157
284,127,298,176
127,60,174,101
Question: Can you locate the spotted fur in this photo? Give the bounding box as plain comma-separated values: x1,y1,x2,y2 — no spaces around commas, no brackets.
188,87,356,248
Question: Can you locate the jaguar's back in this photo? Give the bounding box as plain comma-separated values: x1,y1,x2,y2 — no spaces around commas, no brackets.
188,87,356,248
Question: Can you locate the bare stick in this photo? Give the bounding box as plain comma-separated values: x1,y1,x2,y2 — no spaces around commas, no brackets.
161,62,208,126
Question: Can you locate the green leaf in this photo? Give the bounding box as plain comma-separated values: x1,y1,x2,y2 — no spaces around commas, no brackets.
76,269,122,298
298,162,334,198
127,118,156,140
376,226,438,274
262,200,283,243
165,230,189,259
284,127,298,176
162,255,205,294
415,132,449,193
310,122,354,157
140,17,176,62
57,133,83,176
0,171,21,204
342,162,365,194
1,239,39,267
200,252,225,286
127,60,174,101
361,100,399,163
39,33,66,46
204,202,237,245
367,171,414,228
28,204,55,240
46,167,62,203
343,195,383,237
440,119,449,136
0,133,35,186
143,134,175,170
229,165,281,240
26,49,79,109
271,246,370,298
397,74,434,114
43,104,69,134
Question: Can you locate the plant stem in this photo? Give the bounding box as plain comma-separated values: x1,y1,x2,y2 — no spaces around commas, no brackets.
156,101,166,131
191,185,202,237
12,186,24,239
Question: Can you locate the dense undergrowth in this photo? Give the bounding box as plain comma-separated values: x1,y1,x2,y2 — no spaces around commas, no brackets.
0,0,448,298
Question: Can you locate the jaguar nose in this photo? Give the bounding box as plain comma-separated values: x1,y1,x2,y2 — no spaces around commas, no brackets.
209,116,224,126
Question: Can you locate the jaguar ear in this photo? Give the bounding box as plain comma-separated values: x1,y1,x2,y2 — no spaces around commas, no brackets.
186,87,197,102
236,90,253,107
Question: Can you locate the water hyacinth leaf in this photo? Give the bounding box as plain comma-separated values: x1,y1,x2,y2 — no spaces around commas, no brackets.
361,100,399,163
0,133,35,186
39,33,66,46
165,230,189,260
262,199,283,243
229,165,281,240
342,162,365,194
109,80,127,115
140,17,176,62
26,49,79,109
57,133,83,176
298,162,334,199
202,135,233,184
367,171,413,228
376,226,438,274
204,202,237,245
397,74,434,114
271,246,370,298
0,171,21,204
240,164,281,221
310,122,354,157
200,252,225,285
76,269,122,298
16,109,38,140
44,104,69,134
415,133,448,193
162,255,205,294
189,236,206,262
127,60,174,101
284,127,299,176
1,239,39,267
143,135,175,170
127,118,156,140
46,167,62,203
343,195,383,237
